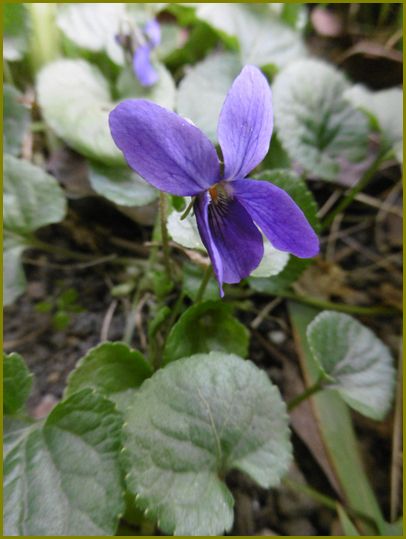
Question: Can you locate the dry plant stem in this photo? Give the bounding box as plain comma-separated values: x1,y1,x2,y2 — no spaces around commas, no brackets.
159,192,172,279
123,284,143,345
195,265,212,303
100,300,118,341
321,150,393,231
123,218,160,346
287,375,325,411
26,235,143,266
390,342,403,522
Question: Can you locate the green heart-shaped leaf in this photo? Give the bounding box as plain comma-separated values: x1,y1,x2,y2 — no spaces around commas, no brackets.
4,389,125,536
123,352,292,535
194,4,306,67
4,155,67,305
307,311,396,420
164,301,249,364
4,352,33,415
57,3,126,64
37,59,123,164
345,85,403,163
66,342,153,410
37,59,176,165
273,59,370,181
4,154,67,235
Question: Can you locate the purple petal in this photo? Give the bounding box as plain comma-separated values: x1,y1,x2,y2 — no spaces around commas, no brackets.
109,100,220,196
232,179,319,258
194,192,224,296
133,45,159,87
195,191,264,295
217,65,273,181
144,19,161,48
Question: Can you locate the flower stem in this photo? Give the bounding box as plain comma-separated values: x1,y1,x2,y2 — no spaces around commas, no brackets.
24,234,143,266
180,198,194,220
278,290,399,316
287,375,325,411
195,265,212,303
321,149,393,230
159,192,172,279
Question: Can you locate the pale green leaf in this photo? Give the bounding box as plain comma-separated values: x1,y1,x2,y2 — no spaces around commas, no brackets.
3,154,66,304
344,85,403,163
176,51,241,141
3,84,30,156
65,342,152,410
250,240,290,278
163,301,249,364
4,389,125,536
127,3,168,25
4,154,66,235
4,4,29,61
167,201,204,250
3,233,27,306
123,352,292,535
273,59,370,181
57,3,126,64
37,59,175,165
37,59,124,164
195,3,307,67
4,352,33,415
307,311,396,420
89,161,158,207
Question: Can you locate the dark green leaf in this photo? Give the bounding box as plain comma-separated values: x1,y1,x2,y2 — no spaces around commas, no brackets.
4,4,29,61
65,342,152,410
163,300,249,364
4,352,33,415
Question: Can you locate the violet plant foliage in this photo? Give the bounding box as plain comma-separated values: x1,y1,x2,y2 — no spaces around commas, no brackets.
110,65,319,296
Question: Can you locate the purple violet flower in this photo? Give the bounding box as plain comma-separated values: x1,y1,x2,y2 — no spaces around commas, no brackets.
133,19,161,87
109,65,319,296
